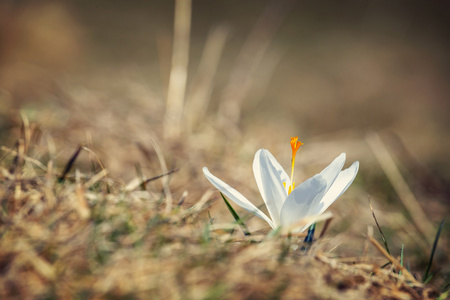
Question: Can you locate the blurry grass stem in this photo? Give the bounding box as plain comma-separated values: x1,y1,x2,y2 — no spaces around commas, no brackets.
12,140,25,187
1,146,46,171
83,169,108,190
81,146,106,172
218,0,295,125
186,25,228,131
57,145,106,183
143,169,179,185
399,244,404,276
19,111,31,154
0,146,47,171
318,218,333,239
423,220,445,284
366,132,434,245
368,196,391,255
58,144,83,183
164,0,192,139
150,138,173,214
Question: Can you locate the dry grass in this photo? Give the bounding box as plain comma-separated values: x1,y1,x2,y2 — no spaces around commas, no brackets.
0,111,445,299
0,163,438,300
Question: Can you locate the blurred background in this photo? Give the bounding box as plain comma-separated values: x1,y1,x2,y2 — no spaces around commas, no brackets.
0,0,449,285
1,0,450,159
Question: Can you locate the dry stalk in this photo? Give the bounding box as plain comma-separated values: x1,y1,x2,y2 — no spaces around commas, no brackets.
186,25,229,130
81,146,107,171
150,138,173,214
181,189,214,218
218,0,296,125
164,0,192,139
366,132,435,245
368,235,419,284
1,145,47,171
83,168,108,189
15,240,56,281
20,111,31,154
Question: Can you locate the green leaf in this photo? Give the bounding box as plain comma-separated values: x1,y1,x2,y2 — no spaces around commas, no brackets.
220,193,251,236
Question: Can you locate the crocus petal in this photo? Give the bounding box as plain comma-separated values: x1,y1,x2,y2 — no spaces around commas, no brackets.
264,149,291,190
253,149,288,227
319,153,346,192
203,167,275,228
291,153,346,218
316,161,359,215
279,174,327,231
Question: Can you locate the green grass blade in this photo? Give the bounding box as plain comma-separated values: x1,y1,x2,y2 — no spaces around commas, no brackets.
423,219,445,283
399,244,404,276
220,193,251,236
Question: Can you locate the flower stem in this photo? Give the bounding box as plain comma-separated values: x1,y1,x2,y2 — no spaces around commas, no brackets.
303,223,316,243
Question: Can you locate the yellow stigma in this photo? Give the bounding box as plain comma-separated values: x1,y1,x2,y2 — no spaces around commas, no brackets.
289,137,303,193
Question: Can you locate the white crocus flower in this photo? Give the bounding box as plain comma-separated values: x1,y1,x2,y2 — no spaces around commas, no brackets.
202,137,359,232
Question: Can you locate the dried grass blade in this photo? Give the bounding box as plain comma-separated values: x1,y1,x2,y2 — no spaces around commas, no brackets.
135,163,146,190
362,226,373,258
11,139,25,176
192,189,214,214
83,169,109,189
164,0,192,139
177,190,188,206
368,235,419,284
19,111,31,154
81,146,106,171
366,132,435,244
318,218,333,239
16,240,56,281
186,25,229,128
150,138,173,214
143,169,179,184
368,196,391,255
1,146,47,171
218,0,295,124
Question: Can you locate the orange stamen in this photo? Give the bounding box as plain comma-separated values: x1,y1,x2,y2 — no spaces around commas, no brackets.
290,137,303,154
289,137,303,193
